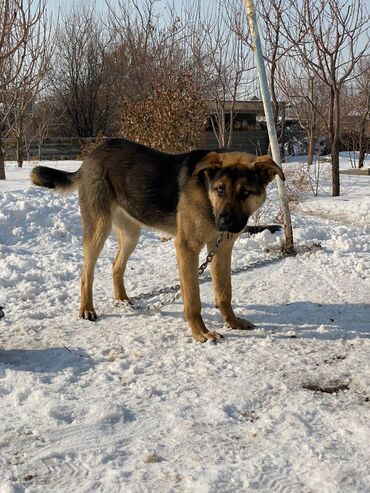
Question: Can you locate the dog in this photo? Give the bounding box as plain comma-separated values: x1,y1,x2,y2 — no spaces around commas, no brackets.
31,138,285,342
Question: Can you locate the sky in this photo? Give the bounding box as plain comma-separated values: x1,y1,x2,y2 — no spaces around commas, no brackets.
46,0,186,15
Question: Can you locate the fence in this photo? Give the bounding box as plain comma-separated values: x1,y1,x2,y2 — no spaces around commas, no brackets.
3,137,94,161
4,131,270,161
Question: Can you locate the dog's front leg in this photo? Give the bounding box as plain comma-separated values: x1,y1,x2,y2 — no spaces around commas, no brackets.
175,236,223,342
208,236,256,331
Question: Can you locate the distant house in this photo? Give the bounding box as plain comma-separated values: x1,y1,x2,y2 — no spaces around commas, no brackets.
198,99,270,154
340,109,370,152
342,108,370,135
283,104,370,155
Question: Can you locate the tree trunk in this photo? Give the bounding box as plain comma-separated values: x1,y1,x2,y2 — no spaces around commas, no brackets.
307,77,316,167
307,129,315,166
279,103,286,162
0,140,6,180
358,123,366,168
269,66,281,158
358,92,368,168
219,110,226,148
16,119,24,167
331,137,340,196
226,109,233,148
329,86,340,196
16,137,24,168
333,89,341,196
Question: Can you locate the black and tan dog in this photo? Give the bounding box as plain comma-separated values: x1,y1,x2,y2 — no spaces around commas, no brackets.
31,139,284,342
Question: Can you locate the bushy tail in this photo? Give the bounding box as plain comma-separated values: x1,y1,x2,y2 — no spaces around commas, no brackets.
31,166,81,192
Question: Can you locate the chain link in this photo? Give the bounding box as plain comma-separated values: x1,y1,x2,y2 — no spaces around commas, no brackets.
125,284,182,311
114,229,287,312
117,252,286,312
123,232,225,311
198,232,225,276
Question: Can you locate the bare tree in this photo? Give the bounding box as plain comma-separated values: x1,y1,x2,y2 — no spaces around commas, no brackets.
106,0,163,107
50,3,110,137
281,0,369,196
356,62,370,168
227,0,292,157
0,0,48,178
24,93,64,160
189,0,255,148
250,0,292,158
344,59,370,168
278,58,328,165
6,9,52,167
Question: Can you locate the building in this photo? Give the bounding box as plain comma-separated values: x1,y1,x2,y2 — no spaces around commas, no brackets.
199,99,269,154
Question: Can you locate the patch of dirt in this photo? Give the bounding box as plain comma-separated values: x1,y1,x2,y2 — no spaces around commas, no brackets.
302,382,349,394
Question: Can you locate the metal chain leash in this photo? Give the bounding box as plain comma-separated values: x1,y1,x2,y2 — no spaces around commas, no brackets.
122,284,181,311
197,232,225,276
115,228,287,312
117,232,225,311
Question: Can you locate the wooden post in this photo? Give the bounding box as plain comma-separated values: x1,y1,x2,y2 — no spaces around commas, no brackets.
244,0,294,253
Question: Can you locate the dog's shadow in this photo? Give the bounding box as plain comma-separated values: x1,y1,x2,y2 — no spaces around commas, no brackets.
0,346,93,373
231,301,370,341
101,300,370,342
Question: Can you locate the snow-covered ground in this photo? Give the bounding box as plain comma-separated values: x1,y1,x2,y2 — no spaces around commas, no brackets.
0,155,369,493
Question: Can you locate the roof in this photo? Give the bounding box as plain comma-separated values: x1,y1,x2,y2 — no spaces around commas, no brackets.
207,100,286,114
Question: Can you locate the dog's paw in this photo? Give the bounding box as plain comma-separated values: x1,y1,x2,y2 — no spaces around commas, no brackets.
79,309,98,321
228,317,256,330
193,330,224,343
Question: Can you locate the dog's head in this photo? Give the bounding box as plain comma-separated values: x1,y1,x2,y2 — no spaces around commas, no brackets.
194,151,285,233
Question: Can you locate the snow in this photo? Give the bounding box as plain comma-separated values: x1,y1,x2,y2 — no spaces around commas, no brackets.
1,155,370,493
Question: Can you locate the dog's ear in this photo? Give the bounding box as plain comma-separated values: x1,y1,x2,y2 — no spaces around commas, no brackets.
193,152,223,176
254,155,285,184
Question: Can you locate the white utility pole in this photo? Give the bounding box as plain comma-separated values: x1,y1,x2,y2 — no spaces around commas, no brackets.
244,0,294,253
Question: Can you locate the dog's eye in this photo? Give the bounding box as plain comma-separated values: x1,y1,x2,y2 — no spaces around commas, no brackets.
215,186,224,196
240,190,251,199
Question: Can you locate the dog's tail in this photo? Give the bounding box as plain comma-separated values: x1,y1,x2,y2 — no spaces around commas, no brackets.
31,166,81,193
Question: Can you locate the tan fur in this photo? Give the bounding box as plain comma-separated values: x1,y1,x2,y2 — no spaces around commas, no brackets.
194,151,285,179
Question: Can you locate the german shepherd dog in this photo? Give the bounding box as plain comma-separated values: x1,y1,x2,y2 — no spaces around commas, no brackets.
31,139,285,342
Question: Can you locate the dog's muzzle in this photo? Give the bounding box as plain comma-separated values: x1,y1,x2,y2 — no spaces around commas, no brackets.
217,213,248,234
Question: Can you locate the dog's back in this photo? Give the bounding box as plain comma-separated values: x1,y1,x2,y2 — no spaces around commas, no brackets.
32,138,211,231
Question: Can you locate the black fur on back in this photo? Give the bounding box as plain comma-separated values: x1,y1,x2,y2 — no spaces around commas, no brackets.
86,139,212,223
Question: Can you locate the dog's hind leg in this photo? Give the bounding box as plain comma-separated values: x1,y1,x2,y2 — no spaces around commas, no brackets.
112,210,141,302
207,235,256,331
80,214,112,321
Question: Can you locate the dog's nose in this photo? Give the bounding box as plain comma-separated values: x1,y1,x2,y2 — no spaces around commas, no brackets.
217,213,247,233
218,213,238,232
